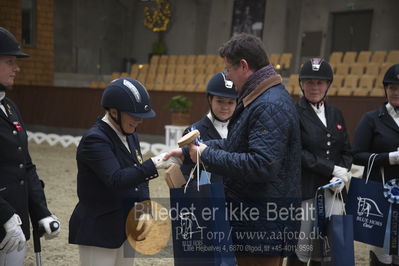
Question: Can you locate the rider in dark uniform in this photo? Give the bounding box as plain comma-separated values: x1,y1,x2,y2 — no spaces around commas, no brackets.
181,72,237,183
0,27,60,266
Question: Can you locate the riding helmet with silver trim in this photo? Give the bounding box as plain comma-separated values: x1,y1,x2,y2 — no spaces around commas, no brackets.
101,78,155,118
299,58,333,82
206,72,238,98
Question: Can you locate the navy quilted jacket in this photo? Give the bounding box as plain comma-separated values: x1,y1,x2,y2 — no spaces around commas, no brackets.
199,75,301,255
201,84,301,199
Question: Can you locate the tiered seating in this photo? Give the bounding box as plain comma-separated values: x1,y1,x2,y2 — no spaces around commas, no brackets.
357,51,372,64
325,50,399,96
285,49,398,97
88,81,107,89
370,51,387,64
353,75,375,96
365,63,379,76
342,51,357,64
350,63,365,76
328,52,343,71
285,74,299,95
91,49,396,96
387,50,399,63
280,53,292,70
337,75,359,96
328,75,345,96
101,54,224,92
269,54,280,66
335,63,350,75
269,53,293,75
133,54,224,92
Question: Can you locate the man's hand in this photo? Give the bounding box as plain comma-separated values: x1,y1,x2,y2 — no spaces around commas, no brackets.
38,215,61,240
135,213,154,241
189,142,207,163
0,214,26,253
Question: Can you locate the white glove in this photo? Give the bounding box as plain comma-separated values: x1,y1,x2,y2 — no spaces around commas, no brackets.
151,152,182,169
332,165,350,183
135,213,154,241
0,214,26,253
389,148,399,165
38,215,61,240
329,177,345,193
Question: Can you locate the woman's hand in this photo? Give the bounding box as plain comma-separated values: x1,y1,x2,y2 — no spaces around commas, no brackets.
164,148,184,162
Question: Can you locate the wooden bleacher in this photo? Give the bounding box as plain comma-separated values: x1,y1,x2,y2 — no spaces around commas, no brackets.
91,49,397,97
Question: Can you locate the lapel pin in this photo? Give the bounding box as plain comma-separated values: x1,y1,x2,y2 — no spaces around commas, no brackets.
135,149,143,164
6,104,12,115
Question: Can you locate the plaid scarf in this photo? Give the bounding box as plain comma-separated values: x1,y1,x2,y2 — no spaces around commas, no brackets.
238,64,278,102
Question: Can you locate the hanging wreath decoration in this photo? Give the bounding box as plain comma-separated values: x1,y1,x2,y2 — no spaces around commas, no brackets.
144,0,172,32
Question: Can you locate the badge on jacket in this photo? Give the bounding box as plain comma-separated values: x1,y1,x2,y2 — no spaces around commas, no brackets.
13,121,23,131
135,149,143,164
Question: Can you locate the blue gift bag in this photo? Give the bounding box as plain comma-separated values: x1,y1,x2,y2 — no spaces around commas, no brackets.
314,187,355,266
346,154,391,247
170,182,236,266
346,177,390,247
327,214,355,266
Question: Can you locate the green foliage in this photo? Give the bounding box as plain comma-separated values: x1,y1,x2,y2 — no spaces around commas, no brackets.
165,95,192,113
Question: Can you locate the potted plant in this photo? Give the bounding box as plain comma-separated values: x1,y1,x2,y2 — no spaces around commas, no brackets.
166,95,192,126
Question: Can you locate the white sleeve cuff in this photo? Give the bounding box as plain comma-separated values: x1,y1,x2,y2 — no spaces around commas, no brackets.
389,152,397,165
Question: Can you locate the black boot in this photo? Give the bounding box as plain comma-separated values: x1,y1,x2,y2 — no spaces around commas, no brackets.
286,256,307,266
370,250,392,266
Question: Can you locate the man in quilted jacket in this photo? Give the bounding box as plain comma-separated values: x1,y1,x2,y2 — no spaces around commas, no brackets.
167,33,301,266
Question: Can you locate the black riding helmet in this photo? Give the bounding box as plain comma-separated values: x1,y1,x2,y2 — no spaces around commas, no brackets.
299,58,333,106
0,27,29,58
383,64,399,87
101,78,155,135
206,72,238,122
206,72,238,98
382,64,399,103
0,27,28,91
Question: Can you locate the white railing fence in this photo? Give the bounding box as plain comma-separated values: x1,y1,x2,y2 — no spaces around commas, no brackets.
27,131,169,156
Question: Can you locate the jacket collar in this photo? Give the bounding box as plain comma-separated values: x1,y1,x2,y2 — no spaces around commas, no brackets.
203,115,223,139
0,97,15,126
96,119,134,158
0,104,9,123
242,75,282,107
298,96,332,131
378,103,399,134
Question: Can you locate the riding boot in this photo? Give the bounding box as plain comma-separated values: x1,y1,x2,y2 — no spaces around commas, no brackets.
370,250,392,266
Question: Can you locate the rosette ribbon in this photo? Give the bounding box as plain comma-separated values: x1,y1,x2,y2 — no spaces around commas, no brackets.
383,178,399,255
